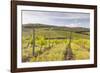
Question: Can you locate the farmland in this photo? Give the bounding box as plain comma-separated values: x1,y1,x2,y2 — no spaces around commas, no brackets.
22,23,90,62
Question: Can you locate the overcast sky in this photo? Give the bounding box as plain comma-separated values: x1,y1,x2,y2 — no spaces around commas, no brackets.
22,10,90,28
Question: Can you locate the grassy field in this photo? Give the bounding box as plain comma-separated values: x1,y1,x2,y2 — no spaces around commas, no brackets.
22,24,90,62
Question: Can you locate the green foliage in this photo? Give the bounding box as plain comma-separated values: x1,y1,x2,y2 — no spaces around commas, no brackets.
71,39,90,60
36,36,46,47
22,27,90,62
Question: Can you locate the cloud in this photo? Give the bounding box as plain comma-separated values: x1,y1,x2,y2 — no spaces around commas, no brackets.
22,10,90,28
65,23,79,27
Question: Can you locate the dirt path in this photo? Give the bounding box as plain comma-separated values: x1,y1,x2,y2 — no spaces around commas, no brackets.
64,44,74,60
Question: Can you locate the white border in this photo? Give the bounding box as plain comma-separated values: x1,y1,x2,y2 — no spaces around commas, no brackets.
17,5,94,68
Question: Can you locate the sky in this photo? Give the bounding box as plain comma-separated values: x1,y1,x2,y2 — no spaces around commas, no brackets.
22,10,90,28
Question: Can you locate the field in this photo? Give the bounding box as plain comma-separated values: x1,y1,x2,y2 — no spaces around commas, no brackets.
22,24,90,62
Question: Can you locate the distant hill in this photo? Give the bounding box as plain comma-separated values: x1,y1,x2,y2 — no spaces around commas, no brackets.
22,23,90,32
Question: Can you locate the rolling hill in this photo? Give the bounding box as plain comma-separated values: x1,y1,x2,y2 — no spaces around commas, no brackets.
22,23,90,32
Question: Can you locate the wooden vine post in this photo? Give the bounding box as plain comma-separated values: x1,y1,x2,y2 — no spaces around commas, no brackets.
32,26,35,56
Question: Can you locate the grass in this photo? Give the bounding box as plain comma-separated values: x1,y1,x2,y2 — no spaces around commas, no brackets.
30,42,67,62
71,39,90,60
22,27,90,62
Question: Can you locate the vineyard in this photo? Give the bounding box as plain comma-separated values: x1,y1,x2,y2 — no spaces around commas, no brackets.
22,24,90,62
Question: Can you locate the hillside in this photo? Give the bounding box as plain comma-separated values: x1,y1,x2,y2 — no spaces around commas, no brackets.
22,23,90,32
